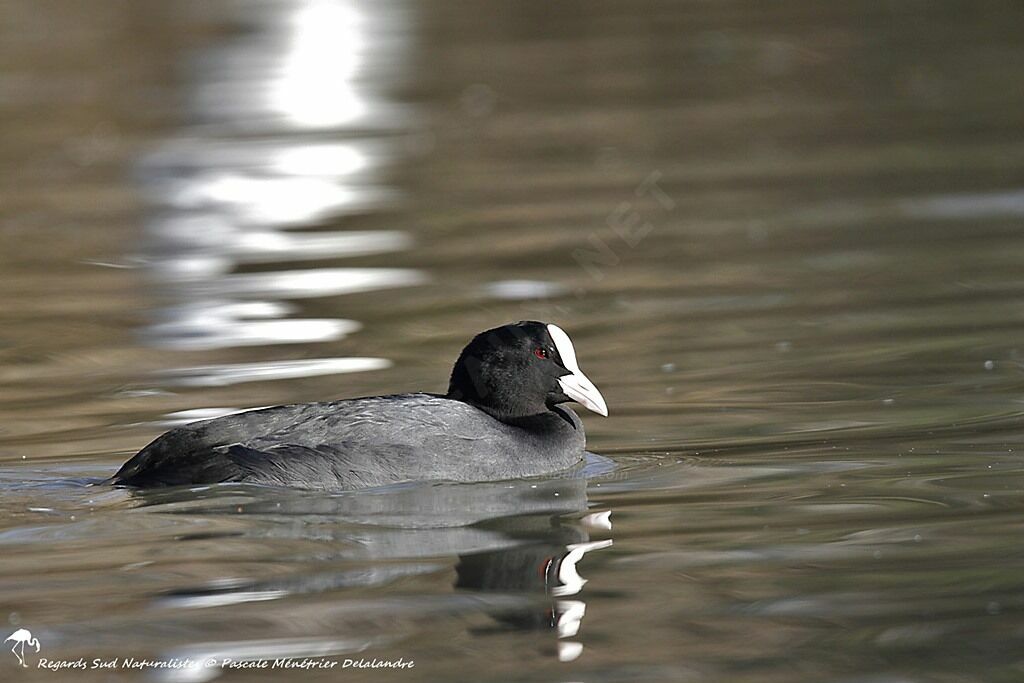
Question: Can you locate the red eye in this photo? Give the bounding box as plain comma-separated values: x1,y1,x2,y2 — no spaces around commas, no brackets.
533,347,549,360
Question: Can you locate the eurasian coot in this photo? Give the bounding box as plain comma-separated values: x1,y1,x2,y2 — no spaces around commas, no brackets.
110,321,607,490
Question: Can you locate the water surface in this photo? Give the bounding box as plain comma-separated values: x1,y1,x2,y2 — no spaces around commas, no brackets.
2,1,1024,681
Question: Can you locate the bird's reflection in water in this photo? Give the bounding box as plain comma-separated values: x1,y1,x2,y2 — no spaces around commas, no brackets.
135,465,612,666
455,510,612,662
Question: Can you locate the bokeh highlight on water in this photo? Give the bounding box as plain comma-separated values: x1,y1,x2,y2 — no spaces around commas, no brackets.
2,1,1024,681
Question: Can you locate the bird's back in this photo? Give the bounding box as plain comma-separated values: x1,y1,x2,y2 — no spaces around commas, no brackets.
111,394,585,490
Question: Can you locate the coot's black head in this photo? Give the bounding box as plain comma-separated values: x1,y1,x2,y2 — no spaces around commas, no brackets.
447,321,608,421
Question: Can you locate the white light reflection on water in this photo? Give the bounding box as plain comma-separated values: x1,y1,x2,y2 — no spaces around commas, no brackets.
168,172,368,225
156,407,263,427
202,267,426,299
144,302,359,350
483,279,569,301
160,357,392,388
898,190,1024,219
147,224,411,267
269,1,367,129
137,0,421,367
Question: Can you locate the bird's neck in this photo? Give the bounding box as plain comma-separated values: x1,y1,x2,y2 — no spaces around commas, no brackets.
446,389,550,423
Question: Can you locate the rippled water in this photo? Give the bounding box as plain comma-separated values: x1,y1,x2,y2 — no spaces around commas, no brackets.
2,1,1024,681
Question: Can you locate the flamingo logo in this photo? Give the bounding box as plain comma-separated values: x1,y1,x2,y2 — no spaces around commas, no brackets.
5,629,40,668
